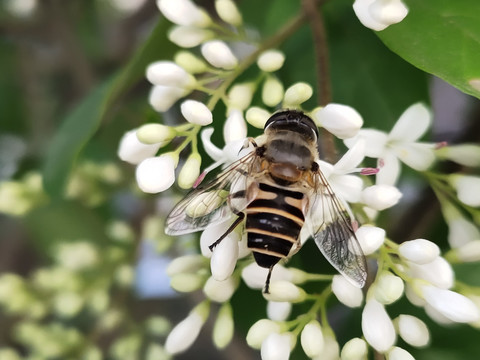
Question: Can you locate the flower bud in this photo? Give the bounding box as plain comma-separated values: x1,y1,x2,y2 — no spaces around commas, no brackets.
421,285,480,323
267,301,291,321
362,184,402,211
165,301,210,354
210,234,238,281
149,85,186,113
353,0,408,32
300,320,324,358
169,26,213,48
118,129,161,165
215,0,242,26
245,106,271,129
312,104,364,139
355,225,386,255
53,292,83,317
453,240,480,263
213,303,234,349
166,254,206,276
263,281,307,303
362,299,396,352
201,40,238,70
340,337,368,360
436,144,480,167
136,124,176,145
241,262,292,289
174,51,208,73
180,100,213,126
157,0,211,27
396,314,429,347
178,153,201,189
170,273,205,292
135,153,177,193
261,332,293,360
146,61,195,88
283,82,313,106
227,83,255,111
332,274,363,308
374,271,404,304
407,256,454,289
203,276,236,302
224,110,247,143
262,76,284,107
387,346,415,360
450,174,480,207
257,50,285,72
398,239,440,264
246,319,282,349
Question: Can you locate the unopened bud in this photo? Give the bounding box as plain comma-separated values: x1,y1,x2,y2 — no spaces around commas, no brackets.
257,50,285,72
201,40,238,70
174,51,208,73
283,82,313,106
181,100,213,125
178,153,201,189
262,76,284,107
136,124,176,145
246,107,271,129
215,0,242,26
263,281,306,303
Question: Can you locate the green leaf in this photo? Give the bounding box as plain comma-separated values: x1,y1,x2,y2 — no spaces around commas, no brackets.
42,19,176,198
378,0,480,100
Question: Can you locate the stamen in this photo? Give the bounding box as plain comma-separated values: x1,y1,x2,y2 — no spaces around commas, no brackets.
435,141,448,150
360,167,380,176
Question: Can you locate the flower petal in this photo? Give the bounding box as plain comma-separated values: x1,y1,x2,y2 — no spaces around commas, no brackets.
200,128,224,161
334,138,366,173
344,129,388,158
376,150,401,185
391,142,435,171
389,103,431,142
362,299,396,352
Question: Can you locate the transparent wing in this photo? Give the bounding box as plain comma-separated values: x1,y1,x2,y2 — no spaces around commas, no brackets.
305,170,367,288
165,150,259,235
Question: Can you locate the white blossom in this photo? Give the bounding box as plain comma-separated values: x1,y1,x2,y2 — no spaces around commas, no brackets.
241,263,293,290
227,83,255,111
178,153,201,189
136,124,176,145
436,144,480,167
345,103,434,185
353,0,408,32
312,104,363,139
215,0,242,26
135,154,177,193
396,314,429,347
398,239,440,264
454,240,480,263
387,346,415,360
201,40,238,70
174,51,208,73
181,100,213,126
267,301,292,321
261,332,293,360
421,285,480,323
450,174,480,207
168,26,213,48
362,299,396,352
300,320,324,358
340,337,368,360
283,82,313,106
210,234,238,281
118,129,161,165
355,225,386,255
148,85,186,112
166,254,206,276
224,110,248,143
407,256,454,289
146,61,195,88
332,275,364,308
257,50,286,72
263,281,307,303
157,0,211,27
262,76,284,107
203,276,236,302
246,319,282,349
374,271,404,304
213,303,234,349
165,302,209,354
443,202,480,248
246,107,271,129
362,184,402,210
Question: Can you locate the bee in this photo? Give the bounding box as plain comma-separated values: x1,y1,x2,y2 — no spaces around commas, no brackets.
166,110,367,293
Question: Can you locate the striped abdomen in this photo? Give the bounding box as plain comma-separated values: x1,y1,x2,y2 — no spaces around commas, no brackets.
246,182,306,269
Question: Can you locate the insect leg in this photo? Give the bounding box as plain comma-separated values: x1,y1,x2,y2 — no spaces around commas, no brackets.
263,265,275,294
208,212,245,251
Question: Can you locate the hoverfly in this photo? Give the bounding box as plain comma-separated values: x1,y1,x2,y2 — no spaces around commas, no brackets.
166,110,367,293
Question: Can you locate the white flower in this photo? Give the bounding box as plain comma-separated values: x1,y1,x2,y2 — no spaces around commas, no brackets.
224,110,248,143
247,319,282,349
135,154,177,193
314,334,340,360
312,104,363,140
157,0,211,27
345,103,434,185
436,144,480,167
398,239,440,264
118,129,161,165
355,225,386,255
267,301,291,321
263,281,307,303
283,82,313,106
165,301,209,354
201,40,238,70
262,76,284,107
174,51,208,74
421,285,480,323
210,234,238,281
396,314,429,347
246,107,271,129
261,332,293,360
300,320,324,358
180,100,213,126
168,26,213,48
241,263,293,290
362,184,402,210
340,337,368,360
362,299,396,352
178,153,201,189
203,276,236,302
387,346,415,360
136,124,176,145
146,61,195,88
148,85,186,112
374,271,404,304
353,0,408,32
215,0,242,26
213,303,234,349
332,275,364,308
227,83,255,111
257,50,286,72
166,254,206,276
450,174,480,207
407,256,454,289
